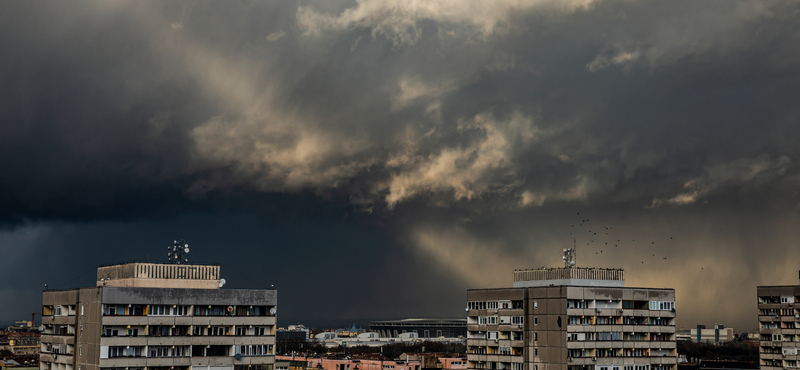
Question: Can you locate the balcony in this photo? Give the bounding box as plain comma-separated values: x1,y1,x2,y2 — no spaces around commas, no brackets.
40,353,73,365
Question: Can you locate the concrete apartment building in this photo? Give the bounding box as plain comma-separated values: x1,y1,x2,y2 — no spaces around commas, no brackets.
466,267,676,370
40,262,277,370
757,282,800,369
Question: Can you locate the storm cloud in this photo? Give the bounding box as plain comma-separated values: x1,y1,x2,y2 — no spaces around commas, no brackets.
2,0,800,330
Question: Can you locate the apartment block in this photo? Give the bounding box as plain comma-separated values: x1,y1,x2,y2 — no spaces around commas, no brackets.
466,267,676,370
40,262,277,370
757,284,800,369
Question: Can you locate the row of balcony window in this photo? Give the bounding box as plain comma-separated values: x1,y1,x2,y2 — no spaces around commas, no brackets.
567,349,675,358
568,317,674,326
104,344,273,358
43,304,275,318
42,324,272,337
466,300,675,311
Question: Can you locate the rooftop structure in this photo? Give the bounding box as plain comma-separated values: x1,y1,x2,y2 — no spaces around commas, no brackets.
513,267,625,288
96,261,221,289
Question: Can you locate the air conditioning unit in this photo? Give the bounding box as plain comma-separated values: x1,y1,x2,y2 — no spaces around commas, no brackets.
568,357,574,362
591,357,597,361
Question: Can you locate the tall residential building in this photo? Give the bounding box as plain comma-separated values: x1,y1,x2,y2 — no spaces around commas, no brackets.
757,282,800,369
466,267,676,370
40,262,277,370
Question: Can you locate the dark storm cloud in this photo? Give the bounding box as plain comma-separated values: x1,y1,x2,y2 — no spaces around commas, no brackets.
2,0,800,330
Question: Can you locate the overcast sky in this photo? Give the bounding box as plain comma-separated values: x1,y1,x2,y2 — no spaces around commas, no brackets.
2,0,800,331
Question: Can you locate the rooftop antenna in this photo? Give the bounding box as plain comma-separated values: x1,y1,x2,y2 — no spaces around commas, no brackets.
563,239,576,268
168,239,190,265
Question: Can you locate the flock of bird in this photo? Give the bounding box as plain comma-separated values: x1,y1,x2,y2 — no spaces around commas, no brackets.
563,212,702,269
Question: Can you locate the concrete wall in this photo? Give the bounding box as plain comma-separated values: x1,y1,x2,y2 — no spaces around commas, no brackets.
101,287,277,306
76,287,103,370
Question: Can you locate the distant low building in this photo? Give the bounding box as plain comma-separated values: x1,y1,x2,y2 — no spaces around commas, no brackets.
278,328,310,341
437,358,467,370
276,355,421,370
312,331,465,348
369,319,466,339
690,325,734,343
6,332,40,355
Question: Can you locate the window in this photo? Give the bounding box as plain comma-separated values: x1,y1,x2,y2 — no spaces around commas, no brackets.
512,364,523,370
150,305,189,316
193,326,204,336
80,325,83,336
534,332,538,341
487,301,499,310
596,332,623,341
511,316,524,325
567,300,588,309
498,347,511,355
534,317,538,325
236,345,273,356
479,316,488,325
648,301,674,311
236,327,247,336
534,348,538,356
499,300,511,309
54,306,62,316
209,326,228,336
488,331,498,340
79,345,82,356
81,305,84,316
622,300,633,309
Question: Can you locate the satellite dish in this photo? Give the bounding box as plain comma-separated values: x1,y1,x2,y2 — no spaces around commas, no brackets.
465,307,469,312
235,354,242,360
38,325,45,332
219,278,226,288
184,247,190,253
269,307,277,315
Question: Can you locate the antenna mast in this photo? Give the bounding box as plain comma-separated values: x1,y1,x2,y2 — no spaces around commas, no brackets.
563,239,576,268
167,239,190,265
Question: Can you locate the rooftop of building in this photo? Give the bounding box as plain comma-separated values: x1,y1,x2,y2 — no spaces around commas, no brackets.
96,261,222,289
511,266,627,288
513,267,624,281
